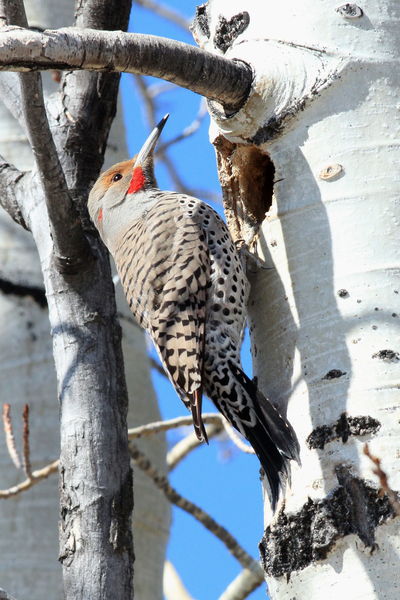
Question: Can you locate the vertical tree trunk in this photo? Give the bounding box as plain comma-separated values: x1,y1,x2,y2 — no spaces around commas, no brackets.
0,2,169,599
199,0,400,597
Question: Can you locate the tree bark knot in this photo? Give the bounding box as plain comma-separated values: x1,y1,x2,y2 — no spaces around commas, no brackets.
259,466,396,578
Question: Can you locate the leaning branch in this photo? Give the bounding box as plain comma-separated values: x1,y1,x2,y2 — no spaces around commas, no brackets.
0,27,253,114
219,568,264,600
129,441,262,573
0,0,92,270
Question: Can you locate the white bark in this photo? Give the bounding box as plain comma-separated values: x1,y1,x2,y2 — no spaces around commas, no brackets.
0,2,169,599
204,0,400,597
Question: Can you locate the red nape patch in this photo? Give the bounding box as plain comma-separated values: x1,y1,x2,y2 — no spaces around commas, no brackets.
97,207,103,222
128,167,146,194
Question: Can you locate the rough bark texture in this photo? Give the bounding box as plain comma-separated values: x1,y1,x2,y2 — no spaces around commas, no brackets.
0,0,147,598
0,26,253,115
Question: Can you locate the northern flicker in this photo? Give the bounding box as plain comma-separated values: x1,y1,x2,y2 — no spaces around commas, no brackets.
88,115,300,509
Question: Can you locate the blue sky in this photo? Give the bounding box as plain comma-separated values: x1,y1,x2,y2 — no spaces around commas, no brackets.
121,2,266,598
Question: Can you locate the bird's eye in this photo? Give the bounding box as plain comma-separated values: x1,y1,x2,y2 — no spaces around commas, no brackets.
112,173,122,182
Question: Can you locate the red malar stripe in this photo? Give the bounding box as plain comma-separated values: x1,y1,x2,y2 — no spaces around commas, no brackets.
128,166,146,194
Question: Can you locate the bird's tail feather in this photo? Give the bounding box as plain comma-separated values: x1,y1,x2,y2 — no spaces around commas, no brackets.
228,361,300,511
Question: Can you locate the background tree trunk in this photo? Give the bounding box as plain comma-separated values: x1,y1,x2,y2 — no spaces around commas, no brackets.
201,0,400,597
0,2,169,599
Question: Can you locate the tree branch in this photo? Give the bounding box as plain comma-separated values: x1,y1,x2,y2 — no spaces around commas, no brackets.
167,423,223,471
0,27,253,114
157,98,207,153
0,460,59,498
135,75,219,201
0,0,92,271
18,70,92,271
219,568,264,600
127,413,223,439
129,442,262,572
163,561,194,600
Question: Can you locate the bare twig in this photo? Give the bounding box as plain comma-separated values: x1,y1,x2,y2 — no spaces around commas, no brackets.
163,561,194,600
219,568,264,600
0,414,223,500
364,444,400,516
222,420,255,455
0,27,253,114
135,75,220,201
157,99,207,153
0,412,253,500
2,404,21,469
135,74,158,131
147,81,176,98
0,460,59,499
134,0,190,33
128,413,223,439
129,442,262,572
167,422,223,471
22,404,31,478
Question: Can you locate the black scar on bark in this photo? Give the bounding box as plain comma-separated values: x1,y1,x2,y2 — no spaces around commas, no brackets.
109,466,134,556
213,12,250,54
322,368,346,379
259,466,396,578
0,277,47,308
191,3,211,40
372,349,399,362
307,413,381,450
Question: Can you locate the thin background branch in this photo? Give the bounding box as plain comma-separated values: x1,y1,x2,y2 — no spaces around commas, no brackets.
167,422,223,471
129,441,264,575
163,561,194,600
0,460,59,499
134,74,220,202
219,568,264,600
134,0,190,32
0,0,91,271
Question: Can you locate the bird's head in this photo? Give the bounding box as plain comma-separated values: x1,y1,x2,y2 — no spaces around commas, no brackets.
88,114,169,245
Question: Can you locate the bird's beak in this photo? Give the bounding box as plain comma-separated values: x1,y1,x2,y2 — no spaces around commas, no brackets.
134,114,169,167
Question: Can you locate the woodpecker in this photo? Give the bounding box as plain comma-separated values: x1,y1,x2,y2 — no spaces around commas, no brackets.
88,114,300,510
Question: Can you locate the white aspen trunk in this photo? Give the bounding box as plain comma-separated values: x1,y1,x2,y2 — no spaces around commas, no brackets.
0,3,169,599
200,1,400,598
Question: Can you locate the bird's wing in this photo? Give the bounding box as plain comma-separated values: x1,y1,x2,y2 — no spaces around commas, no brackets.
146,199,211,442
